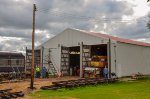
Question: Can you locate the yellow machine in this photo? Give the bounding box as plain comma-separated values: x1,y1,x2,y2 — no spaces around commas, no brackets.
90,56,107,67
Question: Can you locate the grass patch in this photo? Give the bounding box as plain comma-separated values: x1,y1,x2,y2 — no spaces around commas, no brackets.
30,77,150,99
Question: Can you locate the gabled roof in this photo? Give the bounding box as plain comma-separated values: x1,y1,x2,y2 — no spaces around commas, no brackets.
85,32,150,47
70,28,150,47
39,28,150,47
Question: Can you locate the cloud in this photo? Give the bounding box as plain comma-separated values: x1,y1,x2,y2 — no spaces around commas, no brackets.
0,0,32,29
35,0,134,32
0,37,26,51
110,16,150,40
1,0,148,53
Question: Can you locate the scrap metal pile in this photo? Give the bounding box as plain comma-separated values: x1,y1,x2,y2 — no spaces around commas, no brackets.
41,78,118,90
0,73,26,83
0,89,24,99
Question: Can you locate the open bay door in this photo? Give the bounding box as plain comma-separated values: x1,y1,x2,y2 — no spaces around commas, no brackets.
80,42,91,77
61,46,70,76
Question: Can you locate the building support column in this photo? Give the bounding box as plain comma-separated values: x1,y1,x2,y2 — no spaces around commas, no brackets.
41,46,44,68
108,39,111,78
80,42,83,78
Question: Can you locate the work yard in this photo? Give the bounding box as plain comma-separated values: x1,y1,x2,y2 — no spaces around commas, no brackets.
0,77,79,98
29,77,150,99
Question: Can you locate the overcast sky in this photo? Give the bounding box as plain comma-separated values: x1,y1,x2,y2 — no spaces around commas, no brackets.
0,0,150,53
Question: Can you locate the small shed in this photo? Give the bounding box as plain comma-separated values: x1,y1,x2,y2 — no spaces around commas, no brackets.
38,28,150,77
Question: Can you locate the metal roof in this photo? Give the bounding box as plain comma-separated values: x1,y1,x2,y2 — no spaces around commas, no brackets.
0,51,25,59
86,32,150,47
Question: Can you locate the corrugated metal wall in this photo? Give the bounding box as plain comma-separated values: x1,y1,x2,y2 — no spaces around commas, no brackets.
117,42,150,77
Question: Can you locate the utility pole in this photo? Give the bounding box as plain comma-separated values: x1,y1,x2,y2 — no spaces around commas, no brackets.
30,4,37,89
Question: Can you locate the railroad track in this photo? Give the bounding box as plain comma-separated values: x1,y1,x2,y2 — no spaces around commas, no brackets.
41,78,118,90
0,89,24,99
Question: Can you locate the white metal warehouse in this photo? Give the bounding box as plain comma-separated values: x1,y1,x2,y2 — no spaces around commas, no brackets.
37,28,150,77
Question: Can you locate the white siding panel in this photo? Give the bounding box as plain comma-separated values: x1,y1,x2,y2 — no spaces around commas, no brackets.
59,29,108,46
42,38,61,73
110,43,117,74
117,42,150,77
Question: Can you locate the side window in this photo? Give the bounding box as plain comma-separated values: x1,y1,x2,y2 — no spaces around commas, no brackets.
16,60,19,65
8,60,11,65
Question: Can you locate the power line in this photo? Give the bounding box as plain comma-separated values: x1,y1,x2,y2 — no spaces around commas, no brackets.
34,1,149,33
33,0,148,24
36,8,148,23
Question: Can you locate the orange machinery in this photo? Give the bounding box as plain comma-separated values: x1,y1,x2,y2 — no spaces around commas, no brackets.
90,56,107,67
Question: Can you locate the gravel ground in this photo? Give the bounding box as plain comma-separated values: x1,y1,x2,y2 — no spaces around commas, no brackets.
0,76,79,99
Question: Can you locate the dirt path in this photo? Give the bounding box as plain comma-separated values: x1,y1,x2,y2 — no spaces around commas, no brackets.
0,76,79,99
